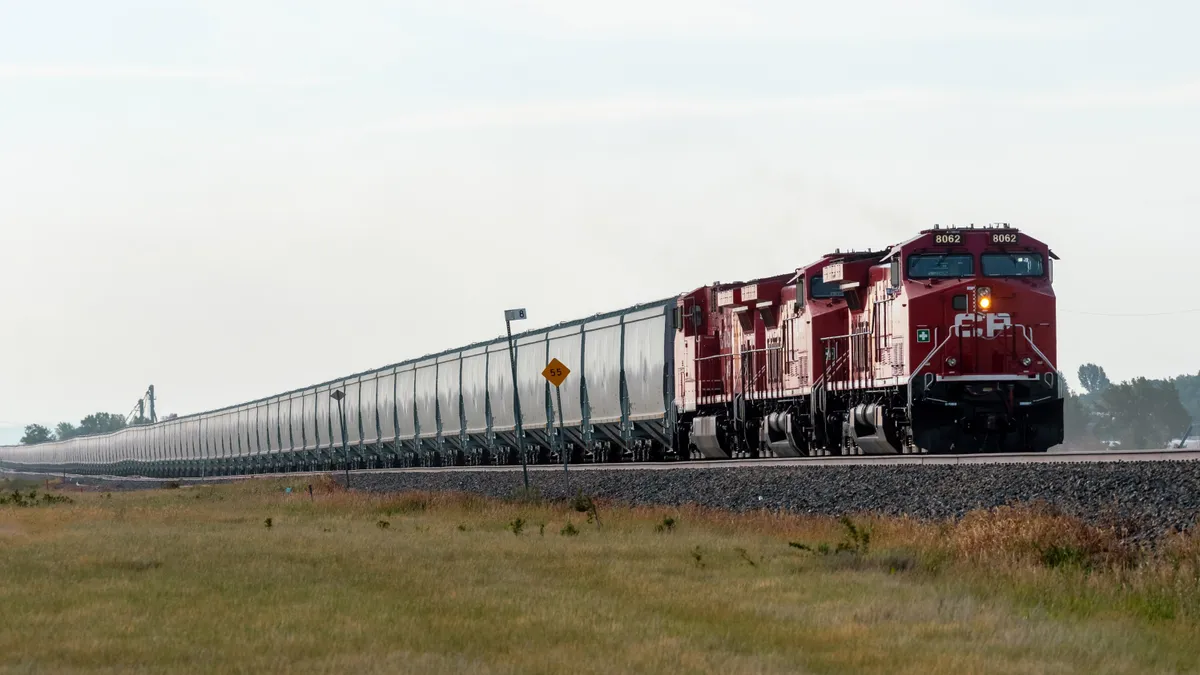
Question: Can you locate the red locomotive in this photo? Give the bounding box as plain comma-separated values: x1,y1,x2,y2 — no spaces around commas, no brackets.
675,224,1062,456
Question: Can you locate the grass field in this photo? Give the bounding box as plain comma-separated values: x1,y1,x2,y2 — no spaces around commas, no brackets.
1,475,1198,674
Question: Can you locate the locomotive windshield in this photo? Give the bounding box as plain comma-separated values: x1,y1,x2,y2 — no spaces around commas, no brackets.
907,253,974,279
809,275,844,299
982,252,1044,277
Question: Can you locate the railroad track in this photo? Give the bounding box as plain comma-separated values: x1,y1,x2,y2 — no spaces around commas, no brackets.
6,449,1199,483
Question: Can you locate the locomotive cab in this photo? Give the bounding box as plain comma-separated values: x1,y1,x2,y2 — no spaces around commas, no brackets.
897,225,1063,453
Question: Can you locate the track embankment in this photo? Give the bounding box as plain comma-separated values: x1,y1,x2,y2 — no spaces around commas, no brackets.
10,455,1200,539
352,461,1200,539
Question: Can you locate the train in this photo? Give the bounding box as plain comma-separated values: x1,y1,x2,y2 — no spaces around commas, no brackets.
0,224,1062,477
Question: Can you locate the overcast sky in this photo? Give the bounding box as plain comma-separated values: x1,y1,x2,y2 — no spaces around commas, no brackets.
2,1,1198,443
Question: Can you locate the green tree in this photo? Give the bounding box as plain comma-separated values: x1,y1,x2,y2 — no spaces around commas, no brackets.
55,422,78,441
1169,372,1200,422
1077,363,1112,395
1063,386,1092,446
76,412,127,437
1095,377,1190,448
19,424,54,445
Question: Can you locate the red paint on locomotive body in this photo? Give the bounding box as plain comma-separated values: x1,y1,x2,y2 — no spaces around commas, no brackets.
674,273,794,412
805,252,889,392
674,225,1063,459
894,227,1057,381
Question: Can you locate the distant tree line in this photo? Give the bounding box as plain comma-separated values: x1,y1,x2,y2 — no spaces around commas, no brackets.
19,413,128,445
19,410,180,445
1065,363,1196,449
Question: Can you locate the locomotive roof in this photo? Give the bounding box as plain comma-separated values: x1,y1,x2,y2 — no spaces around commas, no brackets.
881,225,1059,260
820,249,888,264
693,271,795,292
781,250,884,285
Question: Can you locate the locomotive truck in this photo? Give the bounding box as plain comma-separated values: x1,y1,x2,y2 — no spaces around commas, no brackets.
0,224,1062,477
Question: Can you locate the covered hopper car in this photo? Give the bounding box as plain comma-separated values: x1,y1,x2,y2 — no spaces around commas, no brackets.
0,224,1062,477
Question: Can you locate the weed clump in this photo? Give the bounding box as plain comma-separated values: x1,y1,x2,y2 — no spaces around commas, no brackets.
1039,544,1089,569
264,518,273,528
837,516,871,555
952,502,1135,570
734,547,757,567
570,491,593,513
655,516,677,533
0,490,73,507
379,494,429,516
377,520,391,530
509,518,525,536
561,522,579,536
570,491,602,527
789,517,871,558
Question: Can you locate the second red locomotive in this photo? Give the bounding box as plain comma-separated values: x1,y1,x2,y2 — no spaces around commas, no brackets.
675,224,1062,456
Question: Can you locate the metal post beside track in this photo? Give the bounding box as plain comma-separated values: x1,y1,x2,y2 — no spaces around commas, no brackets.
504,308,529,491
542,357,572,484
331,389,350,489
557,385,568,480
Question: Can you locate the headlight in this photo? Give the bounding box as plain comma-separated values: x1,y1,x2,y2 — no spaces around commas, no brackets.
946,357,958,367
1022,357,1033,367
977,286,992,311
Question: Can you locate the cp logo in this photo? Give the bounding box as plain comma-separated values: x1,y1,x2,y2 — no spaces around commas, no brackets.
954,312,1012,339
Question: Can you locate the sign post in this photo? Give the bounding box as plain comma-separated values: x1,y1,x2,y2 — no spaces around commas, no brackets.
330,389,349,489
541,358,571,478
504,309,528,491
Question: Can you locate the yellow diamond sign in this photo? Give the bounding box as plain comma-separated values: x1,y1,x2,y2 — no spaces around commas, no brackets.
541,358,571,388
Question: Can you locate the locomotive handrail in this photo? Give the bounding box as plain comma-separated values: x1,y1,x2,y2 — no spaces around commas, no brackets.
907,328,952,384
746,362,780,399
820,331,871,342
908,323,1059,389
694,345,783,361
1020,325,1058,372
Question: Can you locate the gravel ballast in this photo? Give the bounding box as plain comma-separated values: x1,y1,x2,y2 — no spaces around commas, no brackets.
349,462,1200,538
10,461,1200,538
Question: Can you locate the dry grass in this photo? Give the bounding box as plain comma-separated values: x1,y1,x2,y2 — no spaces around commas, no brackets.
0,475,1198,674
